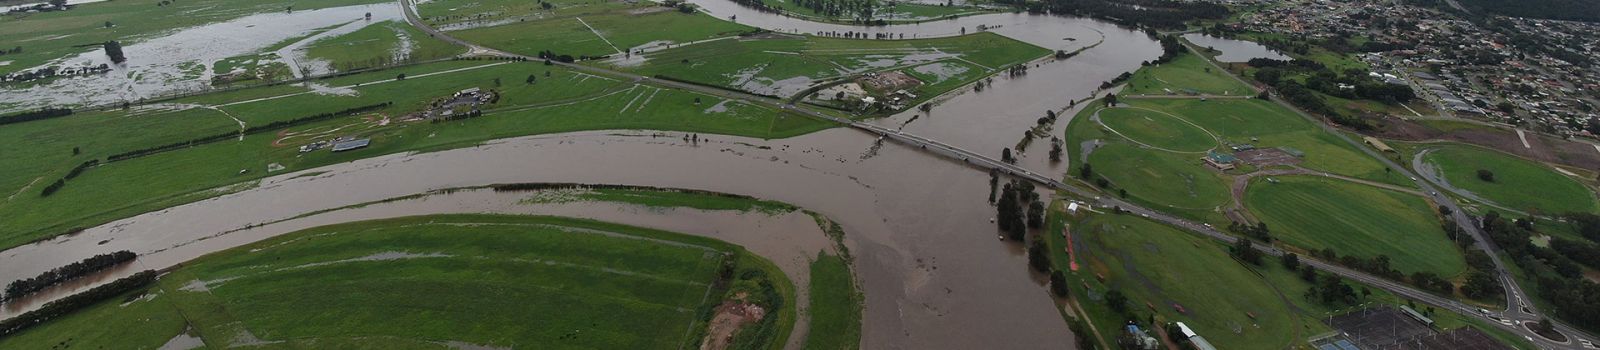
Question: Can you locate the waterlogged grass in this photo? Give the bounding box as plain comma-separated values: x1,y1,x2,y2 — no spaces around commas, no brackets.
0,0,391,75
803,252,861,350
450,6,752,58
624,32,1047,98
303,20,465,72
1422,144,1599,215
1245,176,1466,277
0,60,833,250
1123,52,1254,96
0,215,795,349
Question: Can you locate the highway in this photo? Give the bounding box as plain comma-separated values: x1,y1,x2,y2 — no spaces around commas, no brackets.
399,1,1590,347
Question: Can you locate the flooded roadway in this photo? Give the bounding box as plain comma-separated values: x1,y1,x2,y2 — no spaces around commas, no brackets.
0,4,1172,349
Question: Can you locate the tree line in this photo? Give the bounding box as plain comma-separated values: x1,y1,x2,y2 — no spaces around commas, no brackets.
39,159,98,197
1011,0,1229,30
3,251,137,302
0,270,156,338
1470,211,1600,333
106,102,391,163
0,108,72,126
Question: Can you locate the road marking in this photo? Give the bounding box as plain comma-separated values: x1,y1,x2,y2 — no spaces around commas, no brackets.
1516,129,1532,149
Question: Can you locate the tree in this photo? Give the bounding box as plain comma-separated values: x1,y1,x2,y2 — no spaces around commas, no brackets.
1050,270,1071,297
1231,238,1262,265
1105,289,1129,313
1105,93,1118,106
1001,148,1015,164
1461,271,1503,299
526,74,536,84
1028,240,1051,273
396,73,407,81
1079,163,1094,180
1049,140,1063,162
1281,252,1300,269
71,147,79,156
103,41,126,64
1027,201,1045,229
1476,169,1495,182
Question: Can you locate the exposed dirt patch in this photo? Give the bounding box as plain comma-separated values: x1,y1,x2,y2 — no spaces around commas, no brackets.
1372,118,1600,169
700,293,768,350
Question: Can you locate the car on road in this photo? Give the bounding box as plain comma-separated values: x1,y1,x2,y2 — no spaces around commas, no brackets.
1579,339,1593,348
1478,308,1490,315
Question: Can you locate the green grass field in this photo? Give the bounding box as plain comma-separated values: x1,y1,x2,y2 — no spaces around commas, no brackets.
303,20,465,72
0,214,795,349
1244,176,1466,277
0,60,834,250
1122,53,1254,96
1052,213,1306,349
1422,144,1599,215
1086,143,1230,210
803,252,861,350
1113,98,1409,187
1095,107,1218,152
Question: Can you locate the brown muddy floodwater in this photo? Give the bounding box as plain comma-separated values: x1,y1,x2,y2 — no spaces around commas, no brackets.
0,5,1168,349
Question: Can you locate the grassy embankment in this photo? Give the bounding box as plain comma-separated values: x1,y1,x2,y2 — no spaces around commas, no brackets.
0,214,796,349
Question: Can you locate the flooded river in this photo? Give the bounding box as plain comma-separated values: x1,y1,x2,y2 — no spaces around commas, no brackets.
0,3,1170,349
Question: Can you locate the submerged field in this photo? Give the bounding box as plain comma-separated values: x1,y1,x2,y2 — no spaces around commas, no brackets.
445,2,754,59
1244,176,1465,277
618,32,1049,99
0,214,796,349
1421,144,1599,215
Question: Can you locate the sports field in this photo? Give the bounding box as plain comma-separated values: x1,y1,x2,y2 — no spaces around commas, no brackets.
1244,176,1466,277
1422,144,1599,215
1122,52,1254,96
1057,213,1305,349
0,214,794,349
1085,143,1231,210
1095,107,1218,153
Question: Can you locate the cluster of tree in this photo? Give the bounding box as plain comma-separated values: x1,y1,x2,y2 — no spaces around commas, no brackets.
1310,248,1404,281
107,102,391,162
537,51,576,63
1227,221,1271,242
994,180,1043,240
39,159,99,197
0,108,72,126
0,270,156,337
3,251,137,302
1476,169,1496,182
1451,0,1600,22
1304,268,1365,307
1230,237,1264,265
1146,34,1188,66
1251,58,1416,106
1099,73,1133,91
103,41,126,64
1048,137,1063,162
1474,211,1600,332
1015,0,1229,30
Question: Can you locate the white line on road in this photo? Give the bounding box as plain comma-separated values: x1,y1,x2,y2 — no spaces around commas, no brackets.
1516,129,1532,149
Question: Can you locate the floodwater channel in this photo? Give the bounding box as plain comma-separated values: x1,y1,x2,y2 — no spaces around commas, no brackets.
1181,33,1290,62
0,3,1173,349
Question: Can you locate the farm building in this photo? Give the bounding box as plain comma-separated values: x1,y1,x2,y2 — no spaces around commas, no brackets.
1202,151,1237,170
